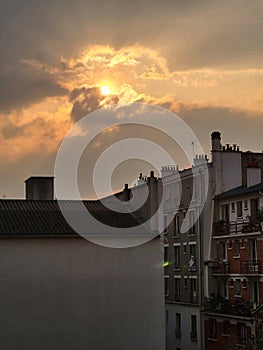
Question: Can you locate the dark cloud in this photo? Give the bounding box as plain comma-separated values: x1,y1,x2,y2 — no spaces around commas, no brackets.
0,62,67,112
70,86,119,122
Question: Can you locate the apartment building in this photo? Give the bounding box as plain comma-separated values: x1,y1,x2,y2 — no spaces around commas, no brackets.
162,131,263,350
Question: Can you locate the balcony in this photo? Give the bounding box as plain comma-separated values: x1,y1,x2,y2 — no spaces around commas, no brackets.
212,261,230,274
204,297,253,317
213,220,262,236
240,260,262,274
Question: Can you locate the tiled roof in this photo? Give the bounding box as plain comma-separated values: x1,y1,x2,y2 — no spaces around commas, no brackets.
214,182,263,199
0,199,148,237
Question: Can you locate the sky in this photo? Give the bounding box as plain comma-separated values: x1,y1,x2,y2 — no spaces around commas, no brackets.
1,0,263,198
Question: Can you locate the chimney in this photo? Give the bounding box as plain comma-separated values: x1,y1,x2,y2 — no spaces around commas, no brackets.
211,131,221,152
25,176,54,200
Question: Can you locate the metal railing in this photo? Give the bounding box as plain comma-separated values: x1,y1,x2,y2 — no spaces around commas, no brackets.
204,298,253,316
240,260,262,274
212,262,230,274
213,220,262,236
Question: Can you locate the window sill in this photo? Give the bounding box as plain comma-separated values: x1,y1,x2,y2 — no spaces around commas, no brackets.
234,255,240,259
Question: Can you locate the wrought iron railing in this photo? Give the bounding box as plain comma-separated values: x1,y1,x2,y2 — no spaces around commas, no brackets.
212,261,230,274
204,297,253,317
240,260,262,274
213,220,262,236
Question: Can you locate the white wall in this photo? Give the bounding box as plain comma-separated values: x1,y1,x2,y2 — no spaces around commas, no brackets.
0,237,165,350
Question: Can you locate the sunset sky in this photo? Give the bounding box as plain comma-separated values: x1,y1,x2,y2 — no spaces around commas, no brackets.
1,0,263,198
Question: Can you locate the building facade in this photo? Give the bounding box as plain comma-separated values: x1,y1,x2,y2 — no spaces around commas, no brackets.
0,176,165,350
161,131,263,350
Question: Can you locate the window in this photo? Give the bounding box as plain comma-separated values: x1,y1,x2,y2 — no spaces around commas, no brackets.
236,279,241,296
164,247,168,265
165,278,169,296
244,200,248,210
164,215,168,233
184,277,188,289
243,279,247,288
190,279,197,303
166,310,168,323
174,246,180,269
250,239,257,262
250,281,259,303
174,215,180,235
183,244,187,254
223,320,231,335
231,202,235,212
238,323,247,344
237,201,243,217
189,211,196,235
175,313,181,338
220,242,227,261
229,279,234,288
234,240,240,256
190,243,196,257
222,279,228,298
191,315,197,342
189,244,196,270
175,278,181,301
209,319,217,339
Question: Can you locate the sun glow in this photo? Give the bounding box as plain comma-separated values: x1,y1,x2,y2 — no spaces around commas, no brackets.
101,85,111,95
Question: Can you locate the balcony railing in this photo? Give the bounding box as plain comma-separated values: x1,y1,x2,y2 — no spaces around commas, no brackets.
212,261,230,274
240,260,262,274
213,220,262,236
204,297,253,317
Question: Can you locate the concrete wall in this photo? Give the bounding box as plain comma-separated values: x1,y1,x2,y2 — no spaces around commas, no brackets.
0,237,165,350
166,303,201,350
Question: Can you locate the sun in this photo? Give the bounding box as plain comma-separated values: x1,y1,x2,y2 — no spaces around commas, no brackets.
100,85,111,96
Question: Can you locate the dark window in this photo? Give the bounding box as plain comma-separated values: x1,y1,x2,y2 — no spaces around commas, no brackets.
223,320,230,335
164,247,168,264
184,278,188,289
190,279,197,303
174,215,180,235
165,278,169,296
237,201,243,217
234,240,240,256
191,315,197,342
164,215,168,233
236,279,241,296
175,313,181,338
174,246,180,269
238,323,247,344
231,202,235,212
175,278,181,301
209,319,217,339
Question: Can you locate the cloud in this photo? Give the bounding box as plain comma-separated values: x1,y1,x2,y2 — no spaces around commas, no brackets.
69,86,119,122
0,61,68,112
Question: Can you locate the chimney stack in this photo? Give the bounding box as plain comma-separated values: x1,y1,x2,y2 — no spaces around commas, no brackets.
211,131,221,152
25,176,54,200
